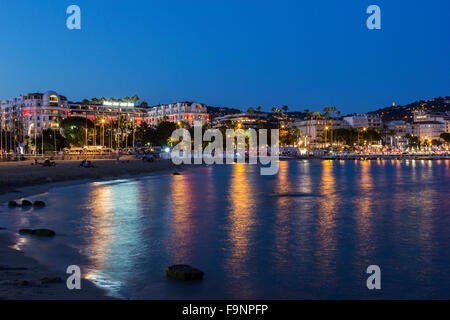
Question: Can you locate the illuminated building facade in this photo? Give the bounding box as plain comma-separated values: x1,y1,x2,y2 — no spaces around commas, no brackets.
147,102,209,126
413,112,449,142
213,112,269,129
293,118,350,142
343,113,382,129
0,91,68,136
68,101,149,126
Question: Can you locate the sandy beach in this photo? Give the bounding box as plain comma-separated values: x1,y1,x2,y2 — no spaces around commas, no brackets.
0,157,184,300
0,158,180,195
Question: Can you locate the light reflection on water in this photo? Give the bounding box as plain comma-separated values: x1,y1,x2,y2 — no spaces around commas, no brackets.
0,160,449,299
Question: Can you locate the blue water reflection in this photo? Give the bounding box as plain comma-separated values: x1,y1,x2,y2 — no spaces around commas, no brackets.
0,160,449,299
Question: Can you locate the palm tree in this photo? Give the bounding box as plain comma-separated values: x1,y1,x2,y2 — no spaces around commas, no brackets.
118,116,129,148
330,106,336,117
256,106,262,112
247,107,254,114
282,105,289,113
131,95,140,106
323,106,330,120
304,109,310,119
311,111,321,119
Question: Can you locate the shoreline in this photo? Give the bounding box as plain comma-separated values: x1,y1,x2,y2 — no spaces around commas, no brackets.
0,158,183,198
0,158,187,300
0,233,115,300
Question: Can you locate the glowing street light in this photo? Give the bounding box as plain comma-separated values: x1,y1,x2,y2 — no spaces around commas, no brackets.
101,119,105,146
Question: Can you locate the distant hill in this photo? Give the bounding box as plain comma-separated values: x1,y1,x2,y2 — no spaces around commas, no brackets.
207,106,242,119
286,111,307,119
369,96,450,123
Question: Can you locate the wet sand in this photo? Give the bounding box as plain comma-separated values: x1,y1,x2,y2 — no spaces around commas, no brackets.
0,233,114,300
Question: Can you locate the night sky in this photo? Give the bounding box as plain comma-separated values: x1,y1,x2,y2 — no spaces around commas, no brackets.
0,0,449,113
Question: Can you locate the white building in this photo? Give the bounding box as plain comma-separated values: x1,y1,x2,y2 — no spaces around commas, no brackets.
413,121,446,142
147,102,209,126
412,112,449,142
385,120,414,147
343,114,382,129
213,112,269,129
1,91,68,136
293,118,350,142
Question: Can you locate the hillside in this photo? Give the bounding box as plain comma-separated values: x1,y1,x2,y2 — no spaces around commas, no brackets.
369,96,450,123
207,105,242,119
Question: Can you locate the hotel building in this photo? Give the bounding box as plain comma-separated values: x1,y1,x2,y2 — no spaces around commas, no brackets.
147,102,209,126
1,92,211,133
68,101,149,126
293,118,350,142
0,91,68,136
213,112,270,129
343,114,382,129
412,112,449,142
385,120,414,147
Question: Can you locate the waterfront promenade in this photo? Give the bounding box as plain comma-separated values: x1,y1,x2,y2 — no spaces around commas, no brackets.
305,153,450,161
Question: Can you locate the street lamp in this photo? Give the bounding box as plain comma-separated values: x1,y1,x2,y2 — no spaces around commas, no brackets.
101,119,105,147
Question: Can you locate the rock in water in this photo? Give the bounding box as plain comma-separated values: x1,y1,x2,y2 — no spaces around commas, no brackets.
19,229,55,237
33,200,46,207
166,265,204,281
173,172,181,175
36,277,63,285
19,229,33,235
8,200,19,207
31,229,56,237
21,200,33,207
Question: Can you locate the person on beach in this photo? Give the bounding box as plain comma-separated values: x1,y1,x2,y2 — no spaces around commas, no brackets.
42,159,56,167
80,159,94,168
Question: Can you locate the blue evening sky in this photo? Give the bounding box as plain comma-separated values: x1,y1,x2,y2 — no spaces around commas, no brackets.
0,0,449,114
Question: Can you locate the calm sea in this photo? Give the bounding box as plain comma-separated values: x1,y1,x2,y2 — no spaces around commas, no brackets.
1,160,449,299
